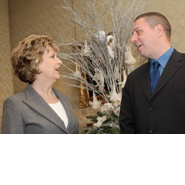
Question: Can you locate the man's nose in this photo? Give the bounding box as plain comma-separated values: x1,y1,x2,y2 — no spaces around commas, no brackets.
130,34,135,43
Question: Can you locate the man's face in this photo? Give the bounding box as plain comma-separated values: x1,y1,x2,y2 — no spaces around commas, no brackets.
131,18,159,59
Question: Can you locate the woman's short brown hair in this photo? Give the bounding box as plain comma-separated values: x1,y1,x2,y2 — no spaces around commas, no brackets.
11,34,59,83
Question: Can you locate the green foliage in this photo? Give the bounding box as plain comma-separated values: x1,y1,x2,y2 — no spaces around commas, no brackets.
84,124,120,134
85,111,120,134
87,111,119,123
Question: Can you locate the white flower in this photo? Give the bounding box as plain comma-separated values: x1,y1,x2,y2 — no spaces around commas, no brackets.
124,45,137,74
109,84,122,103
95,31,106,42
107,35,116,49
100,103,114,112
121,68,127,88
107,35,116,59
114,66,120,80
94,116,107,127
107,45,114,59
114,106,120,116
82,40,91,57
93,68,104,90
89,91,101,109
73,64,81,78
118,69,127,88
124,45,137,65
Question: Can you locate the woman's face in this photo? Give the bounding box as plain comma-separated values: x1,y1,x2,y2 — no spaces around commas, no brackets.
37,47,62,83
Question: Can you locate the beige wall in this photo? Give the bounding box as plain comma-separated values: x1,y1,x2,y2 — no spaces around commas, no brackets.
145,0,185,52
9,0,77,94
0,0,14,132
1,0,185,132
8,0,84,131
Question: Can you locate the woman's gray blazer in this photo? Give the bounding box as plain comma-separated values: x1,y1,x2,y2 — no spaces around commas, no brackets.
2,84,79,134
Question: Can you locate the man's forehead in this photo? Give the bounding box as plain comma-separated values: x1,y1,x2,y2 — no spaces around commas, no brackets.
133,18,148,28
134,18,146,25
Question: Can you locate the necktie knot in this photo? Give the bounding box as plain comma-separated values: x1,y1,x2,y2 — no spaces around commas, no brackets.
153,61,160,69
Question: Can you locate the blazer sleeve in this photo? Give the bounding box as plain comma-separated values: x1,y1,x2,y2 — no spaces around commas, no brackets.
119,78,135,134
2,97,24,134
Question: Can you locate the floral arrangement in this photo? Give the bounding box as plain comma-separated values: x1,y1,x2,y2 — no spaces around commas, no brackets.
84,102,120,134
59,0,146,133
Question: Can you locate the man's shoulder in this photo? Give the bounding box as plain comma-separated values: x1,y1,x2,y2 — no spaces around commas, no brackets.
179,52,185,59
128,62,148,77
172,49,185,59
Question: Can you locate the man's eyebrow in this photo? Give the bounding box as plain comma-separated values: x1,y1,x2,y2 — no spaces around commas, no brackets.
132,27,138,34
133,27,140,32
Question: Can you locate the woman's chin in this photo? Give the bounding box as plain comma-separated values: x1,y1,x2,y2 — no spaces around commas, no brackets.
55,76,61,81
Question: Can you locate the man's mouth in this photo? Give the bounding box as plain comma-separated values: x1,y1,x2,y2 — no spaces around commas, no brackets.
136,44,142,49
55,67,60,71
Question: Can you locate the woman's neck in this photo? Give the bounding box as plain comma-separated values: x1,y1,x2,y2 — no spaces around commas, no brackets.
31,80,56,100
32,81,59,104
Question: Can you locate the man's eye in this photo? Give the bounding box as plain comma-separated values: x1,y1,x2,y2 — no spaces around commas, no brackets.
50,55,55,58
136,30,141,34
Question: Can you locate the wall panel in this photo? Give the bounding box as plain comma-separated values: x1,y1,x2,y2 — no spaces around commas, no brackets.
0,0,14,132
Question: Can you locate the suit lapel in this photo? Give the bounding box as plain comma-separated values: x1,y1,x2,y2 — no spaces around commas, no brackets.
23,85,69,133
152,50,183,97
53,89,75,131
138,50,183,101
139,62,153,100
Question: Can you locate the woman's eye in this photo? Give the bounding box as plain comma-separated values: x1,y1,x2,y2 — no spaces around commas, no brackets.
50,55,55,58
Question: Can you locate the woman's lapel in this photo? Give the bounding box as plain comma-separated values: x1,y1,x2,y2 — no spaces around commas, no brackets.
53,89,77,132
23,85,69,133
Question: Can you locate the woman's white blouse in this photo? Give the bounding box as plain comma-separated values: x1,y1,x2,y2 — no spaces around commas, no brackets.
49,101,68,128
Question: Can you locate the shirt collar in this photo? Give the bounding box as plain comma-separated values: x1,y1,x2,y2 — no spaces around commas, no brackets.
150,47,174,69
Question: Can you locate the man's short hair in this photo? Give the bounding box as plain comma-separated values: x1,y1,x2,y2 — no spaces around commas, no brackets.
134,12,171,40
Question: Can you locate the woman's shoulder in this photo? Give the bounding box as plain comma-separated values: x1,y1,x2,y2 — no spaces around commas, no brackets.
4,90,26,105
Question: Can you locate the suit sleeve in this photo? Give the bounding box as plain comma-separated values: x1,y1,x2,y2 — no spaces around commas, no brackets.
119,77,135,134
2,97,24,134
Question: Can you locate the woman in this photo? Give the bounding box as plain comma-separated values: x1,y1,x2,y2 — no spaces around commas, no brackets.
2,34,79,134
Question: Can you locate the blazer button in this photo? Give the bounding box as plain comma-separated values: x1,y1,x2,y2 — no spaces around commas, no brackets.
149,128,155,134
149,107,155,111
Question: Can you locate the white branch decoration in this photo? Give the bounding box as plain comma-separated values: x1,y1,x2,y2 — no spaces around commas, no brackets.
59,0,147,109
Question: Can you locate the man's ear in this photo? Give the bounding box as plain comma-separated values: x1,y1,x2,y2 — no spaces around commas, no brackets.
155,24,164,37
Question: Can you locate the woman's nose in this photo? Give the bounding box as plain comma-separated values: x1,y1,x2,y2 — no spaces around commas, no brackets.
57,57,62,64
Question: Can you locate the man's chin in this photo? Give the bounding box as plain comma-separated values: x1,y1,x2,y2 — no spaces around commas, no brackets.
137,49,143,55
138,51,148,58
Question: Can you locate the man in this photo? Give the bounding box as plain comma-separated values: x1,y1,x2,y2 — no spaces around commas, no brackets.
119,12,185,134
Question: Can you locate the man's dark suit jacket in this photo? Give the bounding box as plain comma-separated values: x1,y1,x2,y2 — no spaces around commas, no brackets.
119,49,185,134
